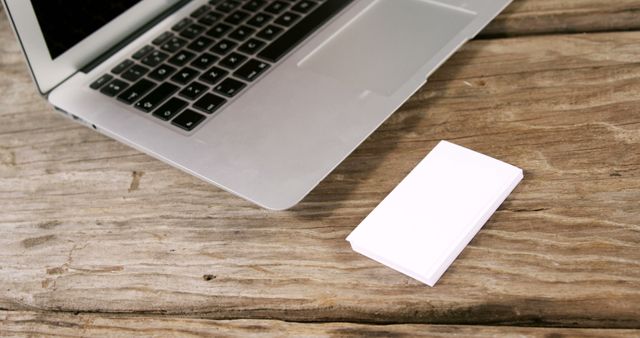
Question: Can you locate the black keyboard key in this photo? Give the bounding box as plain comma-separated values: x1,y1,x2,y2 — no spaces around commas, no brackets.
242,0,267,11
191,53,219,69
117,79,156,104
214,78,245,97
100,79,129,97
172,17,193,32
199,66,228,84
168,50,196,67
141,50,169,67
148,64,177,81
234,59,269,81
190,5,210,18
153,97,188,121
180,23,206,39
259,0,353,62
264,1,289,15
194,93,227,114
274,12,300,27
152,31,174,46
134,82,178,112
172,109,206,131
219,52,247,69
187,36,214,52
206,23,232,38
90,74,113,89
179,81,209,100
216,0,241,13
246,13,272,28
161,37,188,53
256,25,282,40
210,39,237,55
132,45,154,59
121,64,149,82
111,59,134,74
198,11,223,26
228,26,255,41
170,67,200,85
238,38,266,54
292,1,317,13
225,10,250,25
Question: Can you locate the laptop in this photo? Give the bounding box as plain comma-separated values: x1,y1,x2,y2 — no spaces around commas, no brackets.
3,0,511,210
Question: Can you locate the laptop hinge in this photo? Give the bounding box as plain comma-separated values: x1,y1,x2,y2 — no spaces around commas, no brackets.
81,0,191,74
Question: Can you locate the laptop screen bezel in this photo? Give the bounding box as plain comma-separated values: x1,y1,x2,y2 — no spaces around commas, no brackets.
3,0,181,95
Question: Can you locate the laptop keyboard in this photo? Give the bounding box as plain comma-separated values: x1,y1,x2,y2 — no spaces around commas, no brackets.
89,0,352,132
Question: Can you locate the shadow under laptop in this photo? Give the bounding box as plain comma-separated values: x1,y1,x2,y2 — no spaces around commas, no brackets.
288,94,443,220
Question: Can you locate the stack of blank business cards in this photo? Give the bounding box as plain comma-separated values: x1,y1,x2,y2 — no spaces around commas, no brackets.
347,141,523,286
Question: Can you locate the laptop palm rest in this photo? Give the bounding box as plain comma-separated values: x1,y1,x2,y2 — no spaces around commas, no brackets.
299,0,476,96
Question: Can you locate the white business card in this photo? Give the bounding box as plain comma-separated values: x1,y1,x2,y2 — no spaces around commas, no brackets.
346,141,523,286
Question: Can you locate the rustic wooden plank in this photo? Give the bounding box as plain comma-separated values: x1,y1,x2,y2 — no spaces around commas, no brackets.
1,311,638,337
482,0,640,36
1,4,640,331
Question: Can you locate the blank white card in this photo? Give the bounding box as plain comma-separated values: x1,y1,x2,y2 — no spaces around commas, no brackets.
346,141,523,286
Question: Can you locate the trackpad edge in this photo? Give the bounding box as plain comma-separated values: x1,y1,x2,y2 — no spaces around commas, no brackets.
299,0,476,96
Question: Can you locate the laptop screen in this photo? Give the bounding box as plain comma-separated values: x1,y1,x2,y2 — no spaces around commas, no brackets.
31,0,141,59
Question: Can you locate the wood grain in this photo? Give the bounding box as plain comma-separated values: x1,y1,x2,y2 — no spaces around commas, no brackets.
1,1,640,335
1,311,638,337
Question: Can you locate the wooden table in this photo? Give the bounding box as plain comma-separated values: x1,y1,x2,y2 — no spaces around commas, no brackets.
1,1,639,336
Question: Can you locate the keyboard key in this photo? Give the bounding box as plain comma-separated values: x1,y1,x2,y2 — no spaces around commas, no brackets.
148,64,177,81
179,81,209,100
234,59,269,81
242,0,267,12
274,12,300,27
198,11,223,26
134,82,178,112
172,17,193,32
153,97,188,121
121,64,149,82
191,53,218,69
100,79,129,97
264,1,289,15
246,13,273,28
194,93,227,114
292,1,317,13
228,26,255,41
180,23,206,39
187,36,214,52
172,109,206,131
168,50,196,67
256,25,282,40
210,39,237,55
117,79,156,104
206,23,232,38
225,10,250,25
161,37,188,53
132,45,154,59
190,5,210,18
141,50,169,67
170,67,200,85
214,78,245,97
90,74,113,89
219,52,247,69
216,0,241,13
259,0,351,62
152,31,174,46
111,59,134,74
238,38,266,54
199,66,228,84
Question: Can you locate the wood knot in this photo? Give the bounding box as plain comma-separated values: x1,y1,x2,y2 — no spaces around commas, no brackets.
203,274,216,281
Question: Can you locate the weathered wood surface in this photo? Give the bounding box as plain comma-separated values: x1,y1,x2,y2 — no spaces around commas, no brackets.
1,1,640,336
482,0,640,36
2,312,638,338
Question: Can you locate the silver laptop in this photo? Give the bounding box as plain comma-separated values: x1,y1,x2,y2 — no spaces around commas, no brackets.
3,0,511,210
